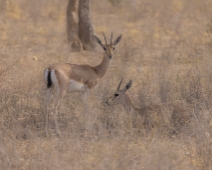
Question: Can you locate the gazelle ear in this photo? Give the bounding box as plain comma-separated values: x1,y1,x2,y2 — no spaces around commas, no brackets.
123,80,132,92
113,34,122,46
94,35,103,47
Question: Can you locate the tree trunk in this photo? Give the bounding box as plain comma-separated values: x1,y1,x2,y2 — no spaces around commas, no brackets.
78,0,95,51
67,0,82,52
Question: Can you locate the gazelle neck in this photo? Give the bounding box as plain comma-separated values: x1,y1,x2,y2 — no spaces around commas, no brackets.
123,94,139,112
95,53,111,78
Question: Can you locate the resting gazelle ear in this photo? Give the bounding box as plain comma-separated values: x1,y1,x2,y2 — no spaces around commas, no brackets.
123,80,132,92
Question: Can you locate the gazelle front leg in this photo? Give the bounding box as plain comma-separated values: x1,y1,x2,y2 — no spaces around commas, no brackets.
82,87,93,130
82,87,90,113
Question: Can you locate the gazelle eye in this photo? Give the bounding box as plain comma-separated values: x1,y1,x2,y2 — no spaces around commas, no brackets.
113,47,115,50
114,93,119,97
103,47,106,51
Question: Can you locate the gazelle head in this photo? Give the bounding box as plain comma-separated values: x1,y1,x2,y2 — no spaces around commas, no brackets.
106,79,132,106
94,33,122,59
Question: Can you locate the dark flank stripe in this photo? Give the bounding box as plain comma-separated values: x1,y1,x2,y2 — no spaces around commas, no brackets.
47,70,52,88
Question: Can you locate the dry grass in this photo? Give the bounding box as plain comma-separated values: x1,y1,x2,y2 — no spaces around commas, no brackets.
0,0,212,169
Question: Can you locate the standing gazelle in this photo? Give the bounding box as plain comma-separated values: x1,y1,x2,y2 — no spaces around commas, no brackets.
106,79,188,131
44,33,122,136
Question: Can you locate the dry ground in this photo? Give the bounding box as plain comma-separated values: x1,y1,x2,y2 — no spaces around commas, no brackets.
0,0,212,169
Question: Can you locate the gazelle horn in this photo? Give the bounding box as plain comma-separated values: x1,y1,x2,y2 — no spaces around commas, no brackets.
102,32,107,44
117,78,123,90
110,32,113,44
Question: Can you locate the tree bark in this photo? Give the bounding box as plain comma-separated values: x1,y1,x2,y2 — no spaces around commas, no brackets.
78,0,95,51
67,0,82,52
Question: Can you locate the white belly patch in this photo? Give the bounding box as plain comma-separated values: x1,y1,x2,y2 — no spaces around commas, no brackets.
68,79,86,92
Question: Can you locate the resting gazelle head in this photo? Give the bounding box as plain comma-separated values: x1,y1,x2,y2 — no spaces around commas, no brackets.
106,79,132,106
94,33,122,59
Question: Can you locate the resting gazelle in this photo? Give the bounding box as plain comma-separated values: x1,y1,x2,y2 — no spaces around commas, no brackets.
44,33,122,136
106,79,188,132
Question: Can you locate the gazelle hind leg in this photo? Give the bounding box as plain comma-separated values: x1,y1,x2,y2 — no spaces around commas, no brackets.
53,88,67,136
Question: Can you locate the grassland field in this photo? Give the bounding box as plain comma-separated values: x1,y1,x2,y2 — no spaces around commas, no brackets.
0,0,212,169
